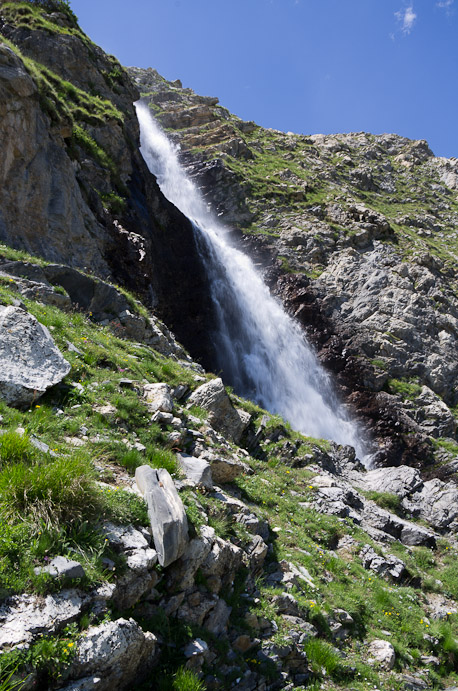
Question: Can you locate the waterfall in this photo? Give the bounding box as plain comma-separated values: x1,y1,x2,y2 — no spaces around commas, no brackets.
135,101,370,462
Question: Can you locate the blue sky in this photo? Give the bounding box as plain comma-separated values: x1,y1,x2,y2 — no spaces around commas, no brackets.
70,0,457,158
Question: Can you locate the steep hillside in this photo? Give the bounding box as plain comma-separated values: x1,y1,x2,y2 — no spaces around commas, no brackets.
128,68,458,471
0,241,458,691
0,3,457,691
0,0,219,365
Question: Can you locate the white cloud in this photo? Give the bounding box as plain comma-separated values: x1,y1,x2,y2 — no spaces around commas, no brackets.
437,0,454,8
395,5,417,34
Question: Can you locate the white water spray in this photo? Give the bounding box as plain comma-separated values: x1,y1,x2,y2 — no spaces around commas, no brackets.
136,101,369,461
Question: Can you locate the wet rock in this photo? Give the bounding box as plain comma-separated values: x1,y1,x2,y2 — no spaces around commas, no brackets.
135,465,188,567
0,305,70,407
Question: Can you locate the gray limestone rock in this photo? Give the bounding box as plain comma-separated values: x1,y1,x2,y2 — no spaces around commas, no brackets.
166,525,215,592
61,618,156,691
204,598,232,635
178,453,213,489
33,556,85,580
0,590,87,649
135,465,188,567
201,451,248,484
360,544,406,582
402,479,458,530
143,383,174,414
187,378,250,443
367,638,396,670
357,465,422,498
0,305,70,407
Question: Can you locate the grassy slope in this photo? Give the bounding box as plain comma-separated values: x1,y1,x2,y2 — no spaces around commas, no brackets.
0,6,457,690
0,243,456,690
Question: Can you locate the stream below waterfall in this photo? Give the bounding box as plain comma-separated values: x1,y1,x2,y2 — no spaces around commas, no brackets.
135,101,370,463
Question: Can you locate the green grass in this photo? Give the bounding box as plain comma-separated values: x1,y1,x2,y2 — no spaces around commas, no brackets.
386,377,423,400
304,637,341,676
361,490,403,515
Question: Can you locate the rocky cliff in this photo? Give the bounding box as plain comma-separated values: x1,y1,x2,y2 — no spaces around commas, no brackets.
128,67,458,471
0,3,457,691
0,1,219,366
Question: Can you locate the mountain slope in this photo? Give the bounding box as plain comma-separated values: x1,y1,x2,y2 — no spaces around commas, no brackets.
0,3,457,690
129,67,458,472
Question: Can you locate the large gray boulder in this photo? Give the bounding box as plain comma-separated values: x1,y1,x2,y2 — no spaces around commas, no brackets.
61,618,156,691
135,465,188,567
187,378,251,443
0,305,70,407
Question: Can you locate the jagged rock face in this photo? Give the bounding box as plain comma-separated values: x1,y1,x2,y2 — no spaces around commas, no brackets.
0,18,218,368
0,43,109,275
131,67,458,469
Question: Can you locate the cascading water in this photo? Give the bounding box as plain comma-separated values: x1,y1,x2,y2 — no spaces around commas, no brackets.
135,101,370,462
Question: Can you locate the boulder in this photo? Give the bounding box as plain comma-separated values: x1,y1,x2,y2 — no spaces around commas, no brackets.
61,618,156,691
177,453,213,489
360,544,406,582
0,305,70,407
135,465,188,567
33,556,85,580
143,383,174,414
187,378,250,443
367,639,396,670
200,450,248,484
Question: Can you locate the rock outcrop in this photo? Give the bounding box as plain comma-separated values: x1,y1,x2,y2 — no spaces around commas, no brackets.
0,304,70,406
